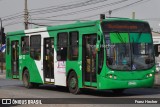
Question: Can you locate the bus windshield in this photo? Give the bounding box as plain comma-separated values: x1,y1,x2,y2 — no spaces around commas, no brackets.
102,21,154,71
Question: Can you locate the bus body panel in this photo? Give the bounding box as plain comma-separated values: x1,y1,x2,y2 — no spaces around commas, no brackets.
98,75,154,89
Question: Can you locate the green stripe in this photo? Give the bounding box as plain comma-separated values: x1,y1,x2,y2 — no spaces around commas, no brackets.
7,30,25,36
130,33,152,43
110,33,129,43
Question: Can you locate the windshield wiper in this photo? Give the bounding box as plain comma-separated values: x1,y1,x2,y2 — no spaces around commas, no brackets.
136,32,142,42
116,32,125,43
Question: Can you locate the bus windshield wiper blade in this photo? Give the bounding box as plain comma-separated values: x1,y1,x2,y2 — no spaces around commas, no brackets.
136,32,142,42
116,32,125,43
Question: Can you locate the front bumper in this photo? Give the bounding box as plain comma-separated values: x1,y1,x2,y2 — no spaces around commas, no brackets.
98,76,154,89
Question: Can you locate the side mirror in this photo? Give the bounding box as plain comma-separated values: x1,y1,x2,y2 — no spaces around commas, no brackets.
96,34,101,52
96,41,100,52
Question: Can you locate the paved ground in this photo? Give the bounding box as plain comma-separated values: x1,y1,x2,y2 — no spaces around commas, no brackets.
0,80,160,107
0,72,160,107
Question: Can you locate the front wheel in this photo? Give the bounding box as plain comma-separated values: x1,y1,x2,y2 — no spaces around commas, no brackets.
22,69,33,88
68,71,80,94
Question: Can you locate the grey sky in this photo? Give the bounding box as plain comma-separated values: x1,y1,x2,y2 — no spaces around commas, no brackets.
0,0,160,32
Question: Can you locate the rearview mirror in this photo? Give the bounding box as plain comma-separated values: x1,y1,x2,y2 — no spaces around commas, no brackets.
96,41,100,52
96,34,101,52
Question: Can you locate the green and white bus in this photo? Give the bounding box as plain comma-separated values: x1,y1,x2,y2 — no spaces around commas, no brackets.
6,17,155,94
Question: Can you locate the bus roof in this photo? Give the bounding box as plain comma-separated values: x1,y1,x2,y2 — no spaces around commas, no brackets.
7,18,148,36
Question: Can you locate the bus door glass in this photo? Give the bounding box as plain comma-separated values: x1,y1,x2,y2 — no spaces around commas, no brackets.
82,34,97,85
11,40,19,77
43,38,54,82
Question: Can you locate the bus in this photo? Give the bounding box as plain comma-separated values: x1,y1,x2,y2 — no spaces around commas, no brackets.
6,17,156,94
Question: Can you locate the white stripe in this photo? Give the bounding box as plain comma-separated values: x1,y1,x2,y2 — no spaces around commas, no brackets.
24,28,50,83
25,27,47,34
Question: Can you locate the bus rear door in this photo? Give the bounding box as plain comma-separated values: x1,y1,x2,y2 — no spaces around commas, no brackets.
11,40,19,78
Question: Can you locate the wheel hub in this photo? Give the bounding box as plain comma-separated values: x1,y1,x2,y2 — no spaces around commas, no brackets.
70,77,76,89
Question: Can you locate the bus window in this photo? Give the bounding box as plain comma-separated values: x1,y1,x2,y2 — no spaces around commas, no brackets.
57,32,68,61
21,36,29,54
69,31,79,60
30,35,41,60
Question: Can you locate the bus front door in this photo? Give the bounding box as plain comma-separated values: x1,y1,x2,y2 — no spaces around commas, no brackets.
43,38,54,83
82,34,97,87
11,40,19,78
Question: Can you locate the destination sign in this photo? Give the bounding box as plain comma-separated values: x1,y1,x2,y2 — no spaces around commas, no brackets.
101,21,151,33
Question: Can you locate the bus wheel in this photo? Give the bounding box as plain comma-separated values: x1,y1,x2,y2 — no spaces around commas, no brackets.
68,71,80,94
32,83,40,88
112,89,125,94
23,69,33,88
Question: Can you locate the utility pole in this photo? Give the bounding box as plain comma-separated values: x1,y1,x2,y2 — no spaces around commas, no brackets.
132,12,135,19
0,18,2,44
24,0,29,29
0,18,3,73
109,10,112,17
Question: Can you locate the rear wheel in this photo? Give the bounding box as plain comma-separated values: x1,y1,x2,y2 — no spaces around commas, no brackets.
32,83,40,88
23,69,33,88
68,71,80,94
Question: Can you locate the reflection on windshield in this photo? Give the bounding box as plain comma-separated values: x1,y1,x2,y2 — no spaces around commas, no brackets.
132,43,154,70
105,33,154,71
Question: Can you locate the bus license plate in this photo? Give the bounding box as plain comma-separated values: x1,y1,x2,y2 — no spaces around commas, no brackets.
128,81,137,86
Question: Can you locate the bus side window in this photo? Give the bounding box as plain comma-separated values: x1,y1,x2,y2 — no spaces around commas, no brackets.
68,31,79,60
57,32,68,61
21,36,29,54
30,35,41,60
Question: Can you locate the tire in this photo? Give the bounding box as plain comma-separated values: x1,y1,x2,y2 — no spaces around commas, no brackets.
32,83,40,88
112,89,125,94
22,69,33,88
68,71,80,94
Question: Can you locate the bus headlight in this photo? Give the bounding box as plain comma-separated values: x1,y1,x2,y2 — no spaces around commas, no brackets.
113,76,117,79
109,75,113,79
149,74,153,77
146,73,153,78
106,74,117,79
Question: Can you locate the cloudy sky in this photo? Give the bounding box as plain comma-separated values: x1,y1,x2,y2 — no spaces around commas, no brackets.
0,0,160,32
